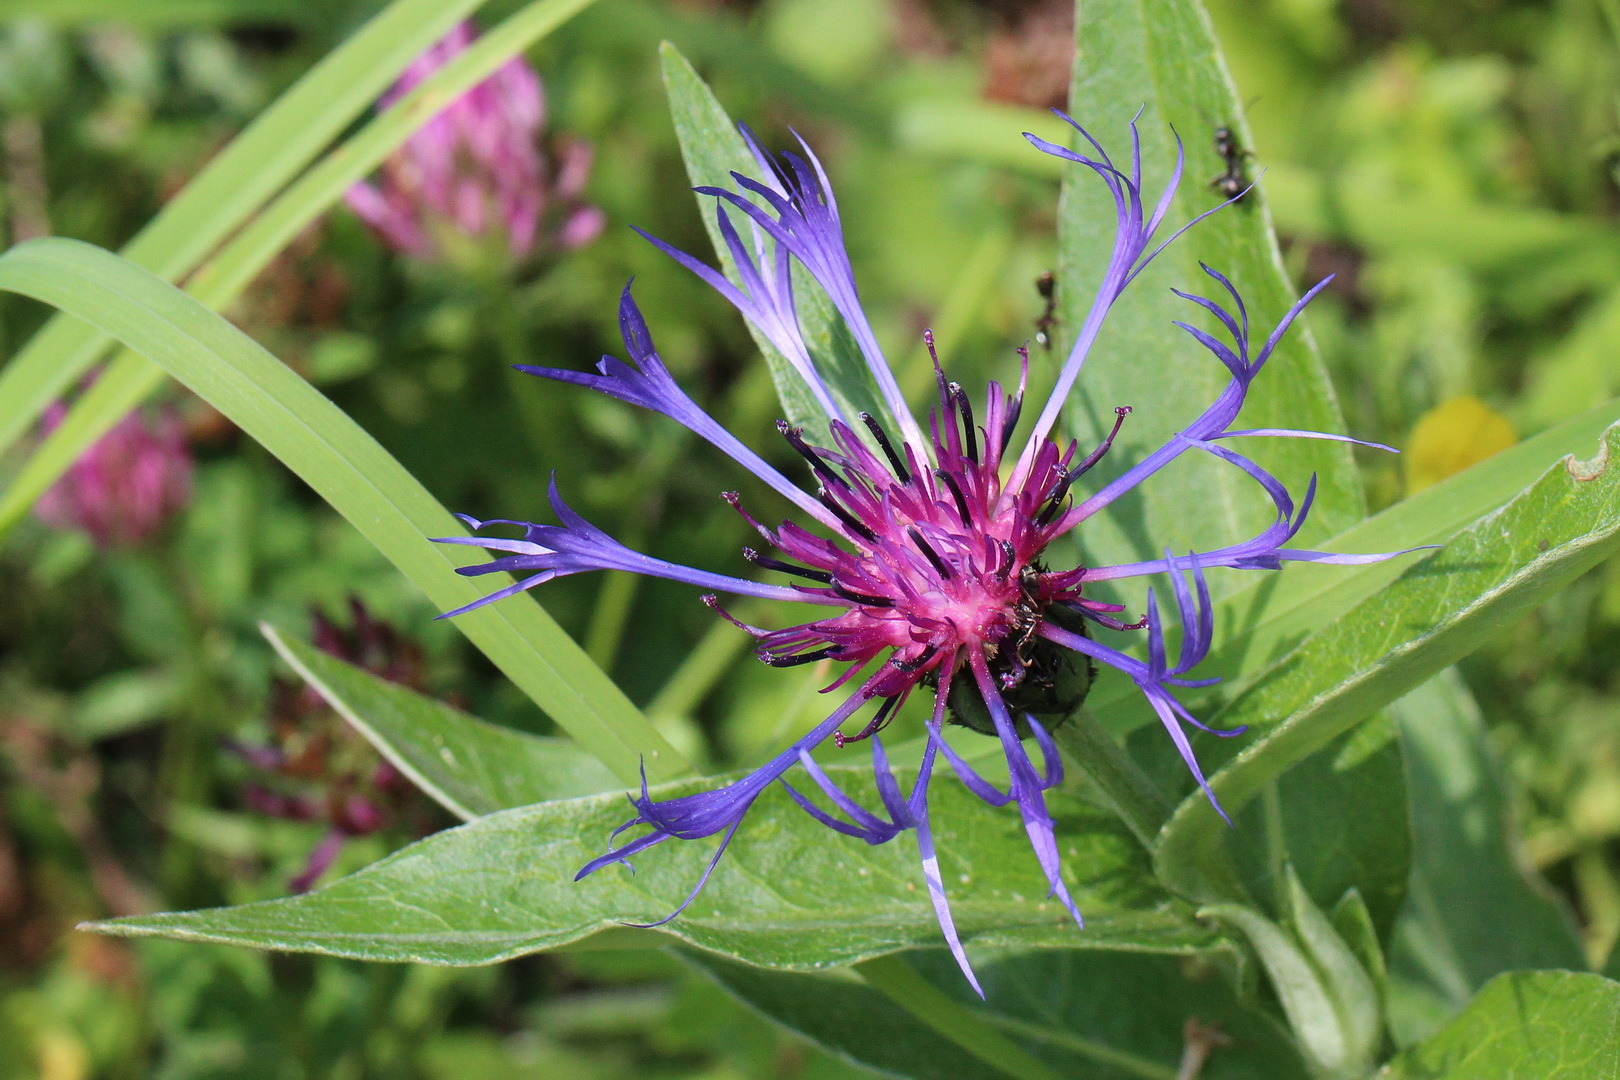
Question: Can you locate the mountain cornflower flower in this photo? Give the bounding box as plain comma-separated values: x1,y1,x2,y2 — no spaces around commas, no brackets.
435,115,1411,993
344,22,604,262
36,399,191,550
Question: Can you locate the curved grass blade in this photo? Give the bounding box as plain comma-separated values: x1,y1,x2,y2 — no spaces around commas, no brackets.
0,0,599,540
0,0,484,462
0,237,686,786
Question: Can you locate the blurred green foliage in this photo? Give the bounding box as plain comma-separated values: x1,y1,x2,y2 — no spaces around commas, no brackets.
1,0,1618,1075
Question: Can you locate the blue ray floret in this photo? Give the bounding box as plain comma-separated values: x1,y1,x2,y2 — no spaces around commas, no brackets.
433,111,1420,995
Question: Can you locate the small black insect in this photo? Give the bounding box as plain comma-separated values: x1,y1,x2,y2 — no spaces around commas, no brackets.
1034,270,1057,351
933,566,1095,739
1210,125,1254,204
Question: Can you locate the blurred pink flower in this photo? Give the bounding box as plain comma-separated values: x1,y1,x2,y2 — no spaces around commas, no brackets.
233,599,443,893
35,402,192,550
344,22,603,262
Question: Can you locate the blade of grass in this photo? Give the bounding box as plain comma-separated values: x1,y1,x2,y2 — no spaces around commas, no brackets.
0,0,333,25
0,237,688,787
0,0,598,541
0,0,482,464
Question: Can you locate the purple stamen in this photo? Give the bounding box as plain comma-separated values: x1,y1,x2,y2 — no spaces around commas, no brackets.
761,645,842,668
933,468,973,526
834,695,902,747
907,527,953,580
948,382,978,462
859,410,911,483
744,548,833,583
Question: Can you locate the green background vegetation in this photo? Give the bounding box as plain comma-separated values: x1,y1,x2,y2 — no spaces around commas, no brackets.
2,0,1618,1076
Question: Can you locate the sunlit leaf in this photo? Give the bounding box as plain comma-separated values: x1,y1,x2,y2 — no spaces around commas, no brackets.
1378,971,1620,1079
87,771,1213,968
1055,0,1363,590
1154,421,1620,906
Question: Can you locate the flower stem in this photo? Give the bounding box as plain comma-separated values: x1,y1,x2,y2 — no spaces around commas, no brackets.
1053,708,1172,848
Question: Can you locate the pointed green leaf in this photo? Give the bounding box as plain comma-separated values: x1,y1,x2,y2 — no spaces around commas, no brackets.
261,624,620,820
86,772,1213,967
1154,422,1620,908
1378,972,1620,1079
0,237,685,786
659,43,888,440
1330,889,1387,1020
1283,868,1382,1077
1084,399,1620,736
1200,902,1356,1079
1055,0,1361,585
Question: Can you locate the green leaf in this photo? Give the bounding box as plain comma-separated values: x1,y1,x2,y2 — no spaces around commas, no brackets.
659,43,888,441
0,0,483,463
853,954,1069,1080
0,0,600,540
894,99,1072,178
688,953,1007,1080
1153,422,1620,907
1377,971,1620,1079
1331,889,1388,1020
0,238,685,787
86,770,1214,967
694,947,1309,1080
260,624,620,820
1204,872,1381,1080
1265,162,1620,271
1084,398,1620,737
1384,670,1585,1048
1281,868,1382,1078
1055,0,1362,585
1226,716,1411,939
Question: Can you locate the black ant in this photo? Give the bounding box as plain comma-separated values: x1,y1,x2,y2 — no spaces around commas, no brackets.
1034,270,1057,350
997,566,1049,683
1210,125,1254,205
